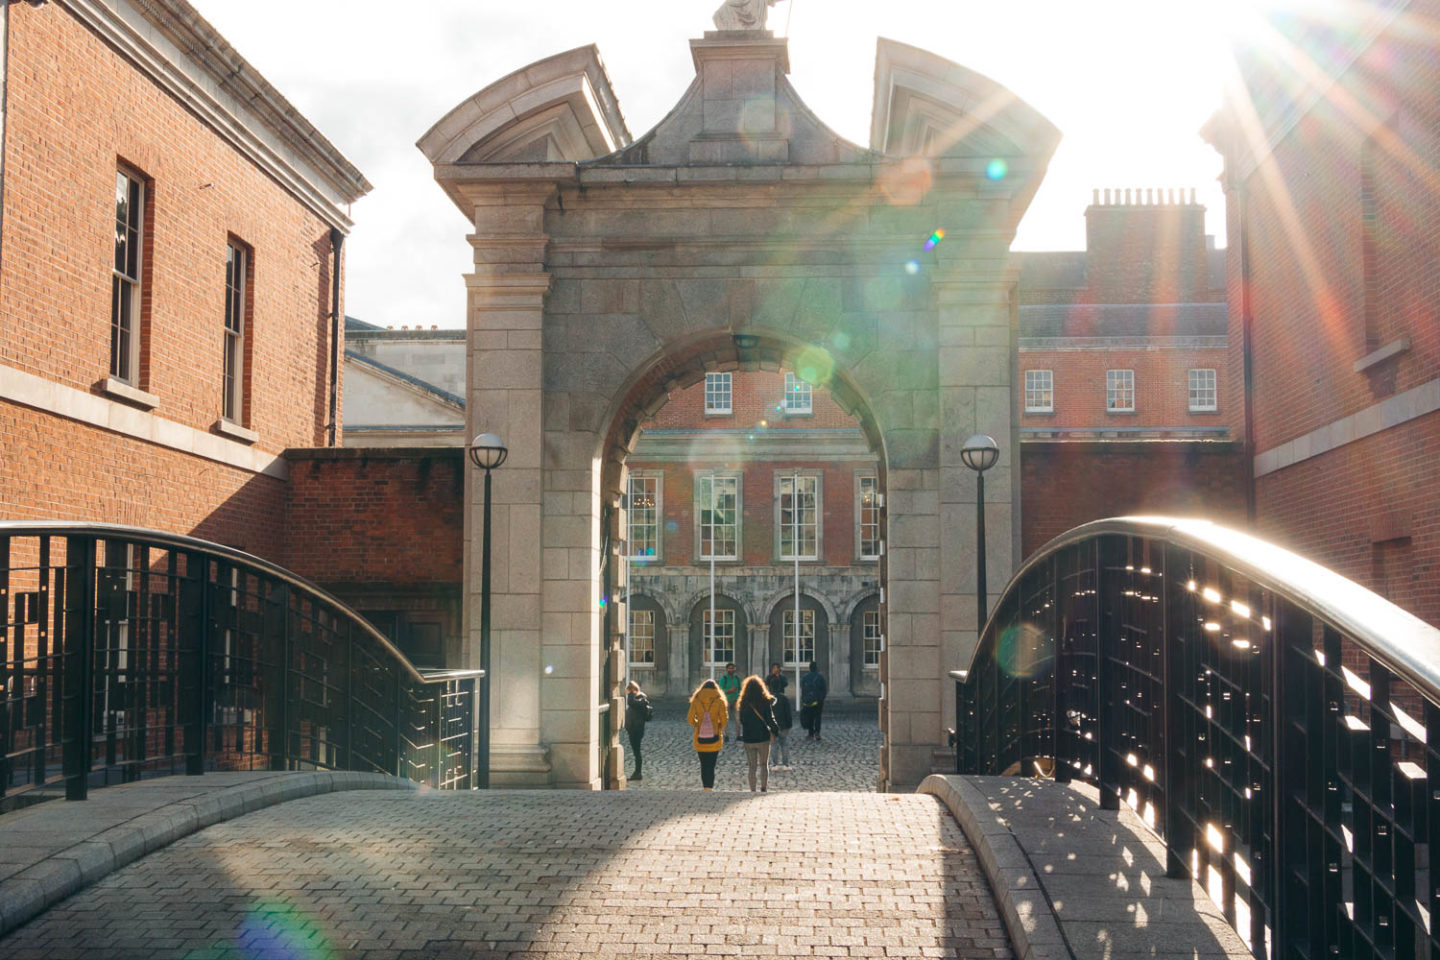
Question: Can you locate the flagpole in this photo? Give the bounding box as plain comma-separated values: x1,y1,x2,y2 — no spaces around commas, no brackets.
794,472,802,703
709,475,717,682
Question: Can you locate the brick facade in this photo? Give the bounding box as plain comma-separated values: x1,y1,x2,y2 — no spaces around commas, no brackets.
1207,0,1440,626
0,2,365,557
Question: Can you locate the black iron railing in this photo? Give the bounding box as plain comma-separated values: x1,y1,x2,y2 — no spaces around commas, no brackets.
0,523,483,804
953,516,1440,960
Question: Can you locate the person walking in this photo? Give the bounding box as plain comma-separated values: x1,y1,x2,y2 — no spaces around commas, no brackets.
687,678,728,790
800,660,828,742
766,662,793,769
737,675,780,792
624,679,653,782
717,662,742,742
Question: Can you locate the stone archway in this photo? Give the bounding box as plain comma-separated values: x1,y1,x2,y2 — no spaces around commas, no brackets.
420,23,1058,789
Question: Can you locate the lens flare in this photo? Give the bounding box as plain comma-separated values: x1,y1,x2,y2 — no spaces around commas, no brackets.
904,260,920,275
923,228,946,251
793,345,836,388
986,158,1009,181
238,899,333,960
996,622,1054,679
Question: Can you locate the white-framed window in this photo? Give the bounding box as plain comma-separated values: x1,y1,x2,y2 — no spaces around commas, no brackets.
1188,368,1218,412
862,609,882,667
696,474,739,560
627,474,660,561
702,608,735,666
1106,369,1135,412
782,372,812,414
111,169,145,384
857,476,880,560
629,608,655,666
704,372,732,414
1024,369,1054,413
782,608,815,667
778,474,819,560
222,241,248,423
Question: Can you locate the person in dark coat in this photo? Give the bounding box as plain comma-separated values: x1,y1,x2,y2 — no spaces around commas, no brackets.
766,662,793,769
800,661,827,742
624,680,653,781
736,675,780,792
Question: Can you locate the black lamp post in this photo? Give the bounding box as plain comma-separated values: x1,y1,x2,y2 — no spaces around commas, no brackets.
959,434,999,625
467,432,507,790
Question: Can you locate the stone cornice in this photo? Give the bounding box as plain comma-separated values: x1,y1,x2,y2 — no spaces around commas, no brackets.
56,0,369,230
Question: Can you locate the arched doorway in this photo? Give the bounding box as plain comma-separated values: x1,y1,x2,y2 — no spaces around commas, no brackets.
422,25,1055,788
686,593,749,690
848,594,883,698
766,592,831,702
626,594,668,698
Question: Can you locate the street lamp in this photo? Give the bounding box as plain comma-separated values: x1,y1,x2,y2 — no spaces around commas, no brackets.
960,434,999,625
467,432,507,789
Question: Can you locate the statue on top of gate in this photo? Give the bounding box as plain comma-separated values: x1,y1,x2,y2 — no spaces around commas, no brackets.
712,0,783,31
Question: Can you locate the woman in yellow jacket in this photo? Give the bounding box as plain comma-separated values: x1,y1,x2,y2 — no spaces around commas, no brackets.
686,678,728,790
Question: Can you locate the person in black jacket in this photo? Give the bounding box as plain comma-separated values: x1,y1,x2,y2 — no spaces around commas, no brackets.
765,662,793,769
737,675,780,792
624,680,653,781
800,661,827,742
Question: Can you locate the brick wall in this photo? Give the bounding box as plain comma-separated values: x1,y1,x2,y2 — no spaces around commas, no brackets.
283,449,465,587
0,4,347,560
1083,199,1211,303
1019,347,1230,431
1020,442,1248,557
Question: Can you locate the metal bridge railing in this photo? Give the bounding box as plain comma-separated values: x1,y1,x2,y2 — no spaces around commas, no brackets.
0,523,483,804
952,516,1440,960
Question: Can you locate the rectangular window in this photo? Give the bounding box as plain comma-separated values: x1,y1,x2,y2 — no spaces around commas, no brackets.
1106,369,1135,412
862,609,882,667
111,169,145,383
627,475,659,560
702,608,735,666
698,475,738,560
779,475,819,560
858,476,880,560
1188,368,1217,412
704,372,732,414
782,608,815,667
1024,369,1054,413
629,609,655,666
222,242,248,423
783,372,812,414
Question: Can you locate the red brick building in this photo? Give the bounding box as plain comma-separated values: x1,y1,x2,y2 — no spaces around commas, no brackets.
0,0,367,561
1015,192,1248,553
1205,0,1440,625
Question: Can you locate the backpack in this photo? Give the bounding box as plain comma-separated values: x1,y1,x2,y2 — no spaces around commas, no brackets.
697,707,717,741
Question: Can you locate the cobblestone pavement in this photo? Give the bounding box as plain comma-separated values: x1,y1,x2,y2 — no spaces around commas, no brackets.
624,708,883,793
1,787,1012,959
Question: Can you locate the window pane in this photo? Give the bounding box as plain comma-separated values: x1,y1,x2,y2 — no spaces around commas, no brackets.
627,476,658,559
783,608,815,666
702,608,735,665
779,475,818,559
859,477,880,559
1025,369,1053,412
1189,368,1217,411
629,609,655,665
1107,369,1134,411
699,476,737,559
862,610,882,666
704,372,732,413
783,372,812,413
223,243,246,422
112,170,143,383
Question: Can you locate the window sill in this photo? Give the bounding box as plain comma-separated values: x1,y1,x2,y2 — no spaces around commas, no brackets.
856,555,881,564
1024,409,1055,416
1188,407,1221,415
101,377,158,410
703,410,733,417
214,419,259,444
782,409,814,418
1354,336,1411,373
1106,409,1137,415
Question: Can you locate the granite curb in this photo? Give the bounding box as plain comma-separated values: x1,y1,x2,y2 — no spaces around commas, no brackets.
0,771,415,939
919,774,1076,960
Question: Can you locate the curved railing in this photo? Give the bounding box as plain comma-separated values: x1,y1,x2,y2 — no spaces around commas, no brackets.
0,523,483,804
952,516,1440,959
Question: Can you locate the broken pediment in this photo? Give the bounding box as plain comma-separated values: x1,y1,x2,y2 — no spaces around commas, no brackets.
417,45,631,165
870,38,1060,161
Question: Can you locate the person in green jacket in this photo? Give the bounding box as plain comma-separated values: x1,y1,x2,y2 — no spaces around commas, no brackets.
717,662,742,742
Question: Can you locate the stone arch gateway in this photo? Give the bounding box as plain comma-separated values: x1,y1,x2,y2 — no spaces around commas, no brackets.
418,26,1058,789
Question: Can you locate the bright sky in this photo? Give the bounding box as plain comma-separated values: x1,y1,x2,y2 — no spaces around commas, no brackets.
189,0,1243,329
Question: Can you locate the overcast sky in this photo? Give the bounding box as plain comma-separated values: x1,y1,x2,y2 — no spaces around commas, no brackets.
189,0,1244,329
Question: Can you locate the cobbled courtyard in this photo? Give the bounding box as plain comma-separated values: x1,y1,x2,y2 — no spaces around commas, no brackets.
621,704,884,793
